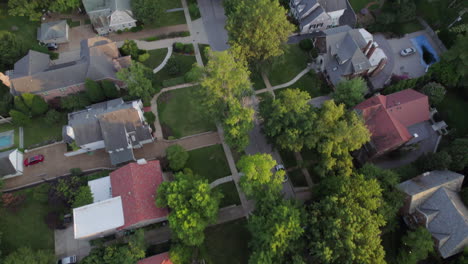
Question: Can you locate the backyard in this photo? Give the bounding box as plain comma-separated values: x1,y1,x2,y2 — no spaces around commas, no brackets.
153,52,197,88
141,48,168,69
266,44,310,86
185,144,231,183
157,86,216,138
145,0,186,29
275,72,330,97
438,91,468,137
214,181,241,208
23,114,67,148
0,122,19,151
349,0,375,11
0,184,55,255
204,218,250,264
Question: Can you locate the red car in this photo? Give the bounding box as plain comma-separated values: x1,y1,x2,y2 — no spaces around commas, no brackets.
24,154,44,167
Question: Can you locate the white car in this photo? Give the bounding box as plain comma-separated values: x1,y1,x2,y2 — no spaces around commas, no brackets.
57,256,77,264
400,47,416,57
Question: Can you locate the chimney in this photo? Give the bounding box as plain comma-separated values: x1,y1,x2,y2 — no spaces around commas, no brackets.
366,44,377,59
362,40,372,55
137,159,147,165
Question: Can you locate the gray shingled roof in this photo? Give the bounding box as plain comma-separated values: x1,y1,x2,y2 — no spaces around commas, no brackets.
318,0,347,12
398,170,464,196
0,150,16,177
37,20,68,43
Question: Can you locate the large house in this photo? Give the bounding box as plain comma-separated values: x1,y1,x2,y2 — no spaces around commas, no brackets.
82,0,137,35
354,89,430,159
290,0,348,33
63,98,153,165
138,252,172,264
0,149,23,179
37,20,69,44
314,25,387,86
397,171,468,259
73,160,168,240
2,37,131,101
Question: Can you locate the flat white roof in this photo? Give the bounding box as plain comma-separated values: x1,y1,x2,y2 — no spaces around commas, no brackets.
88,176,112,202
73,196,124,239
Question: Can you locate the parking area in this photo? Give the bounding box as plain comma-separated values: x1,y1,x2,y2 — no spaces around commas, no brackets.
55,226,91,262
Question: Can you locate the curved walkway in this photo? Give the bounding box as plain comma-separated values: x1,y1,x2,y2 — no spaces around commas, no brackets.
255,65,313,94
153,46,173,73
210,175,234,188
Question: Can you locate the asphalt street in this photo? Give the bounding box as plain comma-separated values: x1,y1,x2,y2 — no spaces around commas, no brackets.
197,0,229,51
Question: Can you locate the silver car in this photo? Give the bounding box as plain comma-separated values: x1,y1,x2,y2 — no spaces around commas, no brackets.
57,256,77,264
400,47,416,56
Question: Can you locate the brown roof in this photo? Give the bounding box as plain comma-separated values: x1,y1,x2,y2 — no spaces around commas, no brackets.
355,89,429,155
138,252,172,264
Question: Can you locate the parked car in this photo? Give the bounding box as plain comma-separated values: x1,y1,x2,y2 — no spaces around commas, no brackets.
57,256,77,264
274,164,289,183
47,42,58,50
24,154,44,167
400,47,416,56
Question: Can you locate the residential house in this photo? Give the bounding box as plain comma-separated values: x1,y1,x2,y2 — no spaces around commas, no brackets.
138,252,172,264
37,20,69,44
290,0,348,33
2,37,131,101
73,160,168,240
0,149,23,179
314,25,387,86
397,170,468,259
63,98,153,165
354,89,430,159
82,0,137,35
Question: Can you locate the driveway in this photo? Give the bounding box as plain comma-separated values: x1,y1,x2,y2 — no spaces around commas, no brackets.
197,0,229,51
55,226,91,261
369,34,395,90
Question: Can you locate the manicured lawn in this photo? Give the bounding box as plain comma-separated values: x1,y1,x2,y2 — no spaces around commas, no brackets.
288,169,308,187
0,184,55,255
154,53,197,85
214,181,241,208
157,86,216,138
185,144,231,182
266,44,310,86
251,71,265,90
204,218,251,264
23,114,67,148
145,11,186,29
438,91,468,137
141,48,168,69
0,122,19,150
276,71,330,97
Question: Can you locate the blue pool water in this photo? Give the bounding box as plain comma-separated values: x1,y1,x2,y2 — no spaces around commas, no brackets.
410,35,440,68
0,134,13,149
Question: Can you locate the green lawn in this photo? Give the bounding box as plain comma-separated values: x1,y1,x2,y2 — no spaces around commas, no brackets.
153,53,197,85
288,169,308,187
0,184,55,255
276,71,330,97
141,48,168,69
157,86,216,138
0,122,19,150
214,181,241,208
349,0,373,11
66,18,81,28
438,91,468,137
185,144,231,182
23,114,67,148
204,218,251,264
145,11,186,29
266,44,310,86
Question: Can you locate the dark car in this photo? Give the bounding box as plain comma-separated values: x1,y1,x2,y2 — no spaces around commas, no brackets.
47,43,58,50
24,154,44,167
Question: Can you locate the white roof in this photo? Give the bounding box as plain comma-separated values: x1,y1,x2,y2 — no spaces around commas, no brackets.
73,196,124,239
369,48,387,67
358,28,373,44
88,176,112,202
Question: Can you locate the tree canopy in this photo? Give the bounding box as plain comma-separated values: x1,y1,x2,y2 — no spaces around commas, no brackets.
448,138,468,171
225,0,294,63
397,227,434,264
3,247,55,264
8,0,80,21
156,169,221,246
222,99,254,150
0,32,25,72
116,62,154,101
332,77,367,108
85,79,105,103
421,82,446,106
166,144,189,171
131,0,163,25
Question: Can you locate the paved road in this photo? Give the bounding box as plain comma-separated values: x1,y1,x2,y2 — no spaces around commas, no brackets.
197,0,229,51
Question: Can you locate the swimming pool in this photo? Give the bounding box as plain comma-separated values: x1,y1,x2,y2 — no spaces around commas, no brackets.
0,130,14,150
410,35,440,68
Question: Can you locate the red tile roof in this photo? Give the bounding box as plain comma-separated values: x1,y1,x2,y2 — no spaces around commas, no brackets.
110,160,168,230
354,89,429,155
138,252,172,264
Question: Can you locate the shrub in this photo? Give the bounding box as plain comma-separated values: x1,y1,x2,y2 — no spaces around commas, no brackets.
72,186,93,208
174,42,184,52
116,29,123,34
61,93,91,111
9,109,30,126
138,52,150,62
189,3,200,19
130,25,143,32
421,82,446,106
14,96,30,115
70,168,83,176
144,111,156,124
166,58,181,76
415,151,452,172
162,77,186,87
0,92,13,116
30,95,49,116
85,78,105,103
166,144,189,171
448,138,468,171
101,80,119,99
183,44,194,54
44,109,62,125
120,40,140,58
299,39,313,51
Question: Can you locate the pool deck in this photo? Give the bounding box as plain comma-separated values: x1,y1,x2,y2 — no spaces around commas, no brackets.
0,130,15,151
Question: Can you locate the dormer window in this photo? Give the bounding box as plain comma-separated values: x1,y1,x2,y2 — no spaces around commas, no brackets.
298,4,305,13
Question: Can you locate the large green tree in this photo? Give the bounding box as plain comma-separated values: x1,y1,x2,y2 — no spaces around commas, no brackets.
441,34,468,86
260,89,315,152
116,62,154,101
332,77,367,108
397,227,434,264
8,0,80,21
85,79,105,103
166,144,189,171
131,0,163,25
156,170,221,246
226,0,294,63
307,174,386,264
0,32,25,71
421,82,446,106
222,99,254,150
448,138,468,171
306,100,370,177
3,247,55,264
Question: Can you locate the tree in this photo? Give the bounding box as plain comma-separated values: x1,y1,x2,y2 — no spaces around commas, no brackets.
85,79,105,103
226,0,294,63
7,0,44,21
260,89,315,152
60,93,91,111
299,39,313,52
49,0,80,12
116,62,154,101
306,100,371,177
448,138,468,171
397,227,434,264
237,153,284,199
359,163,404,232
143,111,156,124
30,94,49,116
156,170,221,246
120,40,140,59
421,82,446,106
415,151,452,172
9,109,30,126
0,90,14,116
222,99,254,150
101,80,119,99
14,95,30,115
131,0,163,25
44,109,62,125
248,198,304,264
3,247,55,264
333,78,367,108
441,34,468,86
169,243,194,264
55,175,81,205
166,144,189,171
72,186,93,208
0,32,25,71
307,174,386,264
